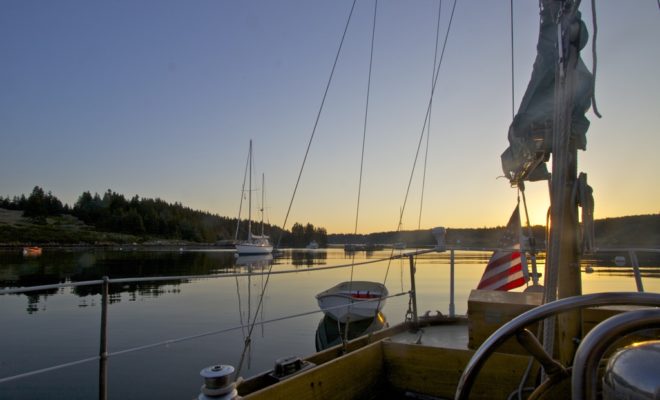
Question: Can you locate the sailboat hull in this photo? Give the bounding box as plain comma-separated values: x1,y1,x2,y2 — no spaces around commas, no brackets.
235,243,273,255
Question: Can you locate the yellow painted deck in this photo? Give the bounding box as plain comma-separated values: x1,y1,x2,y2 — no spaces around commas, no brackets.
240,318,538,399
239,290,655,399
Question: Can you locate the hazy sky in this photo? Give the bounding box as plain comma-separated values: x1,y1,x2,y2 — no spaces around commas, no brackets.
1,1,658,234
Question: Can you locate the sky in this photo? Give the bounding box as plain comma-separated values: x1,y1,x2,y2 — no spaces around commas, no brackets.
1,1,658,234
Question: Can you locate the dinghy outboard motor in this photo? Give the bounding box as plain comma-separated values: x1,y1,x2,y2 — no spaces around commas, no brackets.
198,364,238,400
602,340,660,400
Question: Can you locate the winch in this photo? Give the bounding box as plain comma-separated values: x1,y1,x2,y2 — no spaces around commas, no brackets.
198,364,237,400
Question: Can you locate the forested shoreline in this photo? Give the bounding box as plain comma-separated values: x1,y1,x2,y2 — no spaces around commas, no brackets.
0,186,327,247
330,215,660,249
1,186,657,248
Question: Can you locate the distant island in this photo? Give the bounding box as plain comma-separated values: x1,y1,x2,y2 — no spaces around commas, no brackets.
1,186,658,249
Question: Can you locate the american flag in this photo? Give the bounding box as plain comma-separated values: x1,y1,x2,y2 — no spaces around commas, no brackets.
477,206,528,291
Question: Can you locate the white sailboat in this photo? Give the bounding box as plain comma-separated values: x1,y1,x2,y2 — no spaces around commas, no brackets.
236,141,273,256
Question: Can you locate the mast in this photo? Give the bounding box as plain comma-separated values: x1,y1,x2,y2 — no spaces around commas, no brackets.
547,0,587,365
501,0,595,365
235,145,251,241
248,140,253,242
261,173,265,237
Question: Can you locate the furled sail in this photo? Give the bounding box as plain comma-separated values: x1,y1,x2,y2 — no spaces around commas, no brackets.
501,0,594,183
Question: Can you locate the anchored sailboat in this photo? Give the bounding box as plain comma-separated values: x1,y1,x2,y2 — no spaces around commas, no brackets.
235,140,273,256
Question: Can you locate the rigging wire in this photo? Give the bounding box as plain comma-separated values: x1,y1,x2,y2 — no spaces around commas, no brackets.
374,0,459,319
276,0,358,246
397,0,457,232
235,276,246,337
237,0,359,379
510,0,516,119
353,0,378,239
518,184,540,286
509,5,541,389
410,0,443,324
345,0,379,346
417,0,442,231
590,0,602,118
234,145,250,240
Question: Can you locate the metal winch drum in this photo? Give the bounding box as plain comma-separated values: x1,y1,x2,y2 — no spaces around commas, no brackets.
198,364,237,400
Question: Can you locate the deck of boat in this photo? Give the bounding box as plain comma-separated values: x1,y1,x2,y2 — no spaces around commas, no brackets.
240,315,537,400
389,319,469,350
239,291,572,399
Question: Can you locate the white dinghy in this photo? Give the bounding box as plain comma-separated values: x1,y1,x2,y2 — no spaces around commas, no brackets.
316,281,388,323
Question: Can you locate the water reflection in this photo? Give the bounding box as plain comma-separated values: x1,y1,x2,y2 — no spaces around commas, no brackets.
314,312,387,351
0,248,237,312
284,249,327,268
0,248,329,313
1,248,658,315
582,252,660,267
235,254,273,271
234,254,273,370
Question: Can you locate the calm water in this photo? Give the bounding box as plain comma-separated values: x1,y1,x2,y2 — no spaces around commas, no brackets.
0,247,658,399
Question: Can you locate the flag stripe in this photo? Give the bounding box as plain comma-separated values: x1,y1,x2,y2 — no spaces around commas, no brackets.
491,275,527,291
480,252,521,282
477,264,523,289
476,205,528,291
479,274,525,292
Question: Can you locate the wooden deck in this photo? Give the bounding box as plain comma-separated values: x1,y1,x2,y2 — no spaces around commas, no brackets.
239,291,647,399
390,319,469,350
240,316,537,400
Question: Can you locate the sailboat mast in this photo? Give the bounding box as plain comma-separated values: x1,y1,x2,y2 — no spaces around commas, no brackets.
501,0,593,366
545,0,588,366
261,173,265,236
248,140,253,242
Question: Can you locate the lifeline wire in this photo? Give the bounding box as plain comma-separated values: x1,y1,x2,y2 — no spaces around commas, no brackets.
0,291,409,385
0,249,441,296
1,247,653,383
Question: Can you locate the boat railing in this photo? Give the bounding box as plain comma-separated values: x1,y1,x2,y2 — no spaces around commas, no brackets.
588,247,660,293
0,247,437,296
0,287,409,386
0,248,440,389
0,246,656,392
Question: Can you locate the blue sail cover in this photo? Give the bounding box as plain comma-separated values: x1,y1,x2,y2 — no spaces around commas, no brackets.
501,0,593,183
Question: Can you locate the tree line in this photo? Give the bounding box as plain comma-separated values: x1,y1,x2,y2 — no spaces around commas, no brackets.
1,186,69,219
1,186,328,246
330,215,660,249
